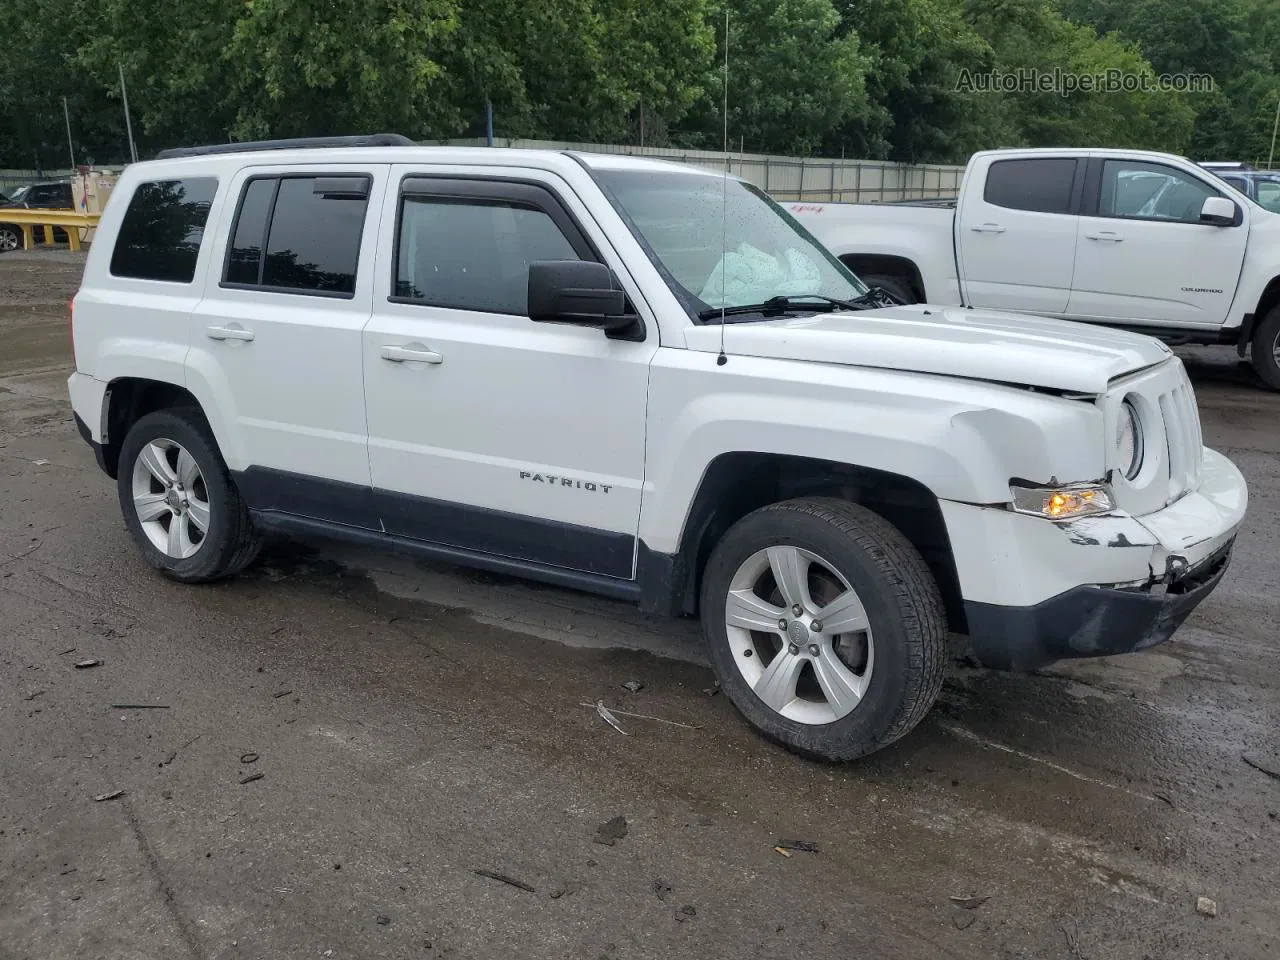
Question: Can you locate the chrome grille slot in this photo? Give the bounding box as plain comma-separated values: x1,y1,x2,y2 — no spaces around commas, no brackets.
1159,383,1199,500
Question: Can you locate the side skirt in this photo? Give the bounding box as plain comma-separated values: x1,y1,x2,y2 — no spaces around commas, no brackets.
249,510,644,603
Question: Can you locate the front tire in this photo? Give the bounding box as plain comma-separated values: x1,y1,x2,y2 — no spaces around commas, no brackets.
116,408,263,582
1251,305,1280,390
700,497,946,762
862,274,918,305
0,223,21,253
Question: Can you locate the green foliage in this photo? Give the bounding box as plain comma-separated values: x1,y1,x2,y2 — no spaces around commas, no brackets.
0,0,1272,167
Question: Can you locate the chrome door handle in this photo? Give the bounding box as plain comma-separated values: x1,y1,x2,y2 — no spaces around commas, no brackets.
206,324,255,341
970,222,1006,233
380,343,443,364
1085,230,1124,241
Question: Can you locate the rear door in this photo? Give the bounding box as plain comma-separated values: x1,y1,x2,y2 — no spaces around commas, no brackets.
187,164,387,525
1065,157,1248,330
956,155,1082,315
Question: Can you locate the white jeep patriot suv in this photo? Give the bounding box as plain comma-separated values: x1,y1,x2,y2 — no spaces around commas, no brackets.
67,133,1248,761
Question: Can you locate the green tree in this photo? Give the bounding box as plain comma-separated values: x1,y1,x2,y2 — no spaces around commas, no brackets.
681,0,870,154
226,0,460,140
831,0,996,162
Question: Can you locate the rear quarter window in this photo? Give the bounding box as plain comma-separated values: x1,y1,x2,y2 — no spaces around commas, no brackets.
109,177,219,283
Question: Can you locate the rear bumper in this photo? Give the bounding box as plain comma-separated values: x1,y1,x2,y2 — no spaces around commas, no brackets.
73,410,112,476
963,537,1234,670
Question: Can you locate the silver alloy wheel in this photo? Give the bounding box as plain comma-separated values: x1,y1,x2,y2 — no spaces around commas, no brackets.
723,545,874,725
130,438,210,559
1273,327,1280,366
0,227,18,253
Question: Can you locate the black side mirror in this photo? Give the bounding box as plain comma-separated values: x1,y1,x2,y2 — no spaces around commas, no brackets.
528,260,636,334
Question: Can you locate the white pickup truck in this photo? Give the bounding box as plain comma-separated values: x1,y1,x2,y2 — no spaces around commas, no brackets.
788,147,1280,388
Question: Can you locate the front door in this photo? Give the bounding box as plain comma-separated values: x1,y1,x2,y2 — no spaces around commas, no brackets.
1066,157,1249,330
362,169,657,580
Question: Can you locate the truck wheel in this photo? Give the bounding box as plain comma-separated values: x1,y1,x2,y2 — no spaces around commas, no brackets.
862,274,917,305
1252,306,1280,389
700,497,946,761
116,408,263,582
0,223,20,253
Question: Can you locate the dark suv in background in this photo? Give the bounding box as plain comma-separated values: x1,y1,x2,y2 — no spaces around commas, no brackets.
0,180,74,252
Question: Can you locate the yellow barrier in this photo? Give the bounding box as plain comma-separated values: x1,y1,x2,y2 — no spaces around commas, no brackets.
0,208,101,252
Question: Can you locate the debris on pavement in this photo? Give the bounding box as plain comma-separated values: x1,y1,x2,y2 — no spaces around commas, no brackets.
702,681,721,697
580,702,700,729
21,690,44,701
239,773,264,785
110,704,170,710
74,658,103,669
375,915,392,926
272,689,293,699
240,753,260,764
474,869,535,893
621,680,644,693
549,881,583,900
32,459,49,466
1154,791,1174,807
92,790,124,802
1196,896,1218,917
674,905,697,922
1242,754,1280,781
57,647,76,656
774,846,792,858
652,879,673,901
595,700,627,735
594,815,629,846
950,895,990,910
776,839,820,854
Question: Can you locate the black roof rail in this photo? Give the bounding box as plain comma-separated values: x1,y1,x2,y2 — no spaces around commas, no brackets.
153,133,415,160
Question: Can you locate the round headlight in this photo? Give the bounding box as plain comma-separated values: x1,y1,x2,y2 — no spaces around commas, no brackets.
1116,397,1143,479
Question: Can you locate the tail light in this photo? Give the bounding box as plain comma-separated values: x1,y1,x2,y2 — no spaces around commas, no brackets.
68,295,76,366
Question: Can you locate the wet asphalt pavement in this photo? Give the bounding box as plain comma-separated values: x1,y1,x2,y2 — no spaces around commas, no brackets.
1,250,1278,959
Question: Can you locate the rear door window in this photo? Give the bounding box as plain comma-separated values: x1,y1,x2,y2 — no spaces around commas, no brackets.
109,178,219,283
222,174,371,297
983,158,1078,214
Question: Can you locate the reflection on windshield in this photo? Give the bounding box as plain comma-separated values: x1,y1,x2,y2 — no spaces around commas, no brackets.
594,169,866,319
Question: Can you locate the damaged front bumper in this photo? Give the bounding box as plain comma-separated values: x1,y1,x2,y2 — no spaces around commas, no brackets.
963,538,1234,670
943,448,1248,671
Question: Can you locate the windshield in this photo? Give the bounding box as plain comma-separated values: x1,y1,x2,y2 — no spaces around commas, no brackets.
593,168,867,321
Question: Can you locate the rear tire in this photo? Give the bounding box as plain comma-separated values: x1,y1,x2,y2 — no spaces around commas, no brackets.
116,408,263,582
699,497,946,762
862,274,918,305
1251,305,1280,390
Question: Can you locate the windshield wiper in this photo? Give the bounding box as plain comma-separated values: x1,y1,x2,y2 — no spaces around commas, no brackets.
697,294,875,322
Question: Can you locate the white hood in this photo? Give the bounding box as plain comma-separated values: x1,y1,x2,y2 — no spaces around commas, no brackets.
685,305,1172,394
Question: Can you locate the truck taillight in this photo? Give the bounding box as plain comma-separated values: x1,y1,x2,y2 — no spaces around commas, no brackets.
69,295,76,366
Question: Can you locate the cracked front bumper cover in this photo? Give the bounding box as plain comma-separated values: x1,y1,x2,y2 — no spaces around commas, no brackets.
962,538,1235,671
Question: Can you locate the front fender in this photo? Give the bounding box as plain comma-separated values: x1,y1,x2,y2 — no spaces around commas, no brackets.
639,353,1104,553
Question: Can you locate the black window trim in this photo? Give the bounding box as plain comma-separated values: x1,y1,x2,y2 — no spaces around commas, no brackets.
387,174,629,320
218,172,373,301
1083,156,1240,226
982,156,1083,216
107,175,220,285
